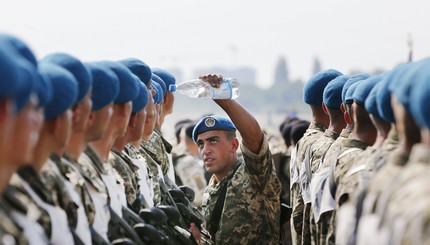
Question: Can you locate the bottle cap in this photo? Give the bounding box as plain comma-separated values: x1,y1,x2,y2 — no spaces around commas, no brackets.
169,84,176,92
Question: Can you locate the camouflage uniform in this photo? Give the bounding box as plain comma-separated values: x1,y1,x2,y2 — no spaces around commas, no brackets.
202,136,282,245
370,128,399,172
140,129,172,177
139,142,163,205
124,143,154,208
377,144,430,245
307,129,339,245
290,122,326,245
355,148,409,245
77,147,111,241
0,197,28,245
110,148,141,211
172,145,207,207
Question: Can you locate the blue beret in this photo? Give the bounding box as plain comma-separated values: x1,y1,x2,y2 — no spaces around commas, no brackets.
386,63,414,93
0,48,29,100
344,81,363,104
365,82,383,119
303,69,342,105
409,60,430,129
192,115,237,142
376,73,395,123
41,53,92,104
131,76,149,113
341,73,370,104
152,81,163,104
85,63,120,111
38,63,78,120
13,59,36,112
323,75,350,110
152,68,176,92
352,75,383,105
97,61,139,104
118,58,152,86
392,59,430,113
0,34,38,67
152,73,167,97
34,67,53,108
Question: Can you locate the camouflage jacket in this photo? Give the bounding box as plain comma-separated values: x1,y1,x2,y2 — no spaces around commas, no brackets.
110,148,141,210
0,196,28,245
139,142,163,206
372,127,399,172
140,129,172,175
202,136,282,245
290,121,326,245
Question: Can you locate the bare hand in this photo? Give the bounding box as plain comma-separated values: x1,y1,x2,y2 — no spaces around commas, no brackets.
199,74,223,88
189,223,202,244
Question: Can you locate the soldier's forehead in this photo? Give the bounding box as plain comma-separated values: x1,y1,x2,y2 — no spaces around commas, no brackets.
198,130,226,139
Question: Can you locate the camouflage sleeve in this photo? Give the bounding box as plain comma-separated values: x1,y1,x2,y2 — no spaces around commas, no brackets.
111,156,138,207
240,135,271,174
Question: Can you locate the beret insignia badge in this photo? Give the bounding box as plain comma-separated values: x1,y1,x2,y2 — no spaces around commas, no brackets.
205,117,216,127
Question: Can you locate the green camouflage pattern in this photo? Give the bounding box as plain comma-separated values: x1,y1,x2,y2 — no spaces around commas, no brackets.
110,149,140,208
139,142,163,205
140,129,172,175
202,136,282,245
290,121,326,245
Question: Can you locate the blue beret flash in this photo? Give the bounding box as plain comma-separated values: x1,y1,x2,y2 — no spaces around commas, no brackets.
192,115,236,142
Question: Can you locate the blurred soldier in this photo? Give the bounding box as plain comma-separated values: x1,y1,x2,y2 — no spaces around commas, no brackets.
174,121,207,207
385,59,430,244
290,69,341,245
172,118,194,185
356,63,418,245
0,42,36,245
308,75,349,244
11,62,78,244
357,61,423,245
194,74,281,244
39,52,94,244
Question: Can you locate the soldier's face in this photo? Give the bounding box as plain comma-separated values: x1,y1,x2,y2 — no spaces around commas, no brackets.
85,104,113,141
56,109,73,149
129,108,146,142
10,96,43,165
74,90,92,133
196,130,237,176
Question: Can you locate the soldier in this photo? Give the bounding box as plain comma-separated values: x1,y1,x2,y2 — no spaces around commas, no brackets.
10,62,78,244
357,60,424,245
173,121,207,207
386,59,430,244
39,52,94,244
290,69,341,245
315,74,377,244
76,62,119,242
111,78,149,211
308,75,349,245
80,60,144,244
120,58,157,209
0,42,36,245
191,74,281,244
356,63,419,245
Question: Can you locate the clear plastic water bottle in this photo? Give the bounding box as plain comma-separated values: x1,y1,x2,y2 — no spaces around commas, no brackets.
171,78,240,100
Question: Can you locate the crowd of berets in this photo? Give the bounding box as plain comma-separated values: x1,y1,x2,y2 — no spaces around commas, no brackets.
1,31,430,245
271,59,430,245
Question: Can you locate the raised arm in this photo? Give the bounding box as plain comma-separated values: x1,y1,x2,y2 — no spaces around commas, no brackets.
199,74,264,154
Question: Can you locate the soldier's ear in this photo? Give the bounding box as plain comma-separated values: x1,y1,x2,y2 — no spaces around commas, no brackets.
340,103,345,113
344,110,352,125
72,103,82,125
322,103,329,115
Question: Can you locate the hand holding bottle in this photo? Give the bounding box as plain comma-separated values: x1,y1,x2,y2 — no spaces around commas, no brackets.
173,74,240,100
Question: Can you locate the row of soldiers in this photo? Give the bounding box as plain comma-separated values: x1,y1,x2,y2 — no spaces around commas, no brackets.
0,34,209,244
287,58,430,245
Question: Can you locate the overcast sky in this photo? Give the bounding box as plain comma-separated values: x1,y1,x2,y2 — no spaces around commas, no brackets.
1,0,429,88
